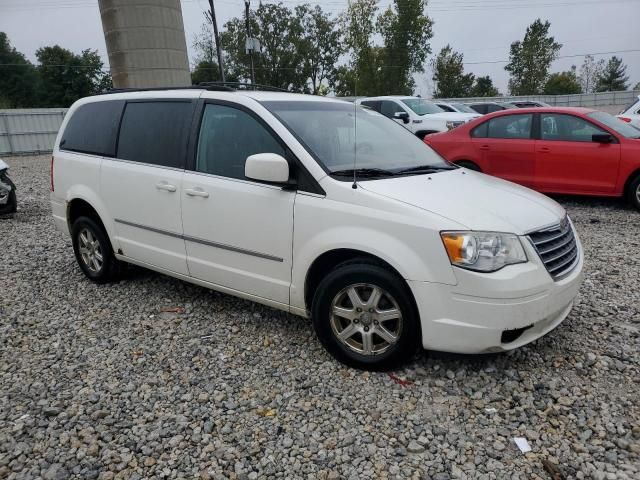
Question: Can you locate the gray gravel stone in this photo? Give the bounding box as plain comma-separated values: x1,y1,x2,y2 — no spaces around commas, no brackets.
0,155,639,479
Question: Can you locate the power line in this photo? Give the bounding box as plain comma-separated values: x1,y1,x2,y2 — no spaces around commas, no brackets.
2,48,638,70
463,49,640,65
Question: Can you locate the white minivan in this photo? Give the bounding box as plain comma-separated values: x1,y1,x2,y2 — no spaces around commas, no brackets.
51,87,584,370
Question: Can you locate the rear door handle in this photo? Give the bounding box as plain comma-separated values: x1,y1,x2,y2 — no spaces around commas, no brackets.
538,147,551,153
185,188,210,198
479,145,490,151
156,181,177,192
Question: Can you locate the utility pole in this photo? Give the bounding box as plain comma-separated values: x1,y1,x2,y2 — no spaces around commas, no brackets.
207,0,225,82
244,0,255,84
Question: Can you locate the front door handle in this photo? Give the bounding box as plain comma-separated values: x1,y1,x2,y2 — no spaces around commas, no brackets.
479,144,490,151
185,188,210,198
538,147,551,153
156,181,177,192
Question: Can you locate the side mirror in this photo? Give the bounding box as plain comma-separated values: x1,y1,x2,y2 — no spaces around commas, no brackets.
245,153,290,184
592,133,614,144
393,111,410,124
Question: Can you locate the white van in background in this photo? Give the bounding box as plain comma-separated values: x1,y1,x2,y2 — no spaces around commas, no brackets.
356,96,480,139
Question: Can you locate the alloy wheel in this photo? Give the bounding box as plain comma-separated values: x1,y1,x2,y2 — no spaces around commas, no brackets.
330,283,403,356
78,228,103,273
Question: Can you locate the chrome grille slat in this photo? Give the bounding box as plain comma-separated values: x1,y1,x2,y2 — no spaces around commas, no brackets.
543,238,577,264
530,230,569,245
547,248,578,273
537,232,574,255
528,216,579,281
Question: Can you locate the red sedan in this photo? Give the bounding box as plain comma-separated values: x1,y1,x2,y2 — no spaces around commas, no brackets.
424,107,640,210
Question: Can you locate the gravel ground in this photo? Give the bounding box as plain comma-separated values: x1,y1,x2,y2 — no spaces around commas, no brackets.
1,155,639,480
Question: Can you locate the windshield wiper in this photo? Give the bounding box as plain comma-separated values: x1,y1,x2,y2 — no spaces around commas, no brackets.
331,167,396,178
394,165,456,175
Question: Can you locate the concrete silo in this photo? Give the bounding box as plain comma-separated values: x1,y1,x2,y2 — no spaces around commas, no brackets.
98,0,191,88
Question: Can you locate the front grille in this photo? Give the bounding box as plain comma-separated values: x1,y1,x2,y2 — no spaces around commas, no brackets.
528,217,579,280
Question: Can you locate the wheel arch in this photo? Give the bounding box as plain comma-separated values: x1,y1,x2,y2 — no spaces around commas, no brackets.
303,248,414,313
623,168,640,196
65,193,118,251
452,159,482,171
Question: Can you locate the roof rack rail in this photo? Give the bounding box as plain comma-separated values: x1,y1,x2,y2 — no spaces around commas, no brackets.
104,85,234,95
197,82,288,92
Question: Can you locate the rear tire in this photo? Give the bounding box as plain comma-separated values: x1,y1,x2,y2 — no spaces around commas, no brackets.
627,174,640,211
456,160,481,172
311,260,420,370
71,216,123,283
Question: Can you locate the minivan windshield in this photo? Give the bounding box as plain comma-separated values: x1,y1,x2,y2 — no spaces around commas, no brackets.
400,98,444,115
263,101,451,176
587,111,640,138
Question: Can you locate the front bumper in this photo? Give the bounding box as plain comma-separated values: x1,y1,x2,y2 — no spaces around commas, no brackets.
409,236,584,353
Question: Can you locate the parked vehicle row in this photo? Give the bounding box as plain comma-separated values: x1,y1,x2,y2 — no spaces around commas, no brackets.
52,87,583,369
355,96,480,139
424,107,640,210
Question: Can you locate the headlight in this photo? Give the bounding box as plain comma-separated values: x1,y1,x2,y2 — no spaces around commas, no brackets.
440,231,527,272
446,120,465,130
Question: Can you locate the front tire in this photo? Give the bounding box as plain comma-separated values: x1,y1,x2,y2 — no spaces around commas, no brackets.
0,189,16,215
627,174,640,211
71,216,123,283
311,260,420,370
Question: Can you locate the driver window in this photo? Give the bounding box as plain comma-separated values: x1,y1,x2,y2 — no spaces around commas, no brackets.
487,114,533,139
541,113,608,142
196,104,285,180
380,101,406,118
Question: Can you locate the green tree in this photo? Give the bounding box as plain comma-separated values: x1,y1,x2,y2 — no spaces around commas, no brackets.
505,19,561,95
634,81,640,90
578,55,605,93
191,60,221,84
191,19,222,84
220,3,306,91
295,4,343,94
470,76,499,97
430,44,474,98
595,56,629,92
544,67,581,95
340,0,381,96
0,32,39,107
36,46,110,107
377,0,434,95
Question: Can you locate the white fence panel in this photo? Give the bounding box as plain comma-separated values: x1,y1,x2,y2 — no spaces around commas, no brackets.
0,109,67,155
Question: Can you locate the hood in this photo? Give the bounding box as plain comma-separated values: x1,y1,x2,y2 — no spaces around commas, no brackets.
427,112,480,122
360,169,565,234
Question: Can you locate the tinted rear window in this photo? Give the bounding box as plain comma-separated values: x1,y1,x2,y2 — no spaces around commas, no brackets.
60,100,123,156
116,101,194,168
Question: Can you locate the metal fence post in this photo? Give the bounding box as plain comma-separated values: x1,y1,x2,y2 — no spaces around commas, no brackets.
1,114,14,155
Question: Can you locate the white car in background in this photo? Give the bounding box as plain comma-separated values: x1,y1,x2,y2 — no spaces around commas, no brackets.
356,96,480,139
434,101,480,114
618,95,640,129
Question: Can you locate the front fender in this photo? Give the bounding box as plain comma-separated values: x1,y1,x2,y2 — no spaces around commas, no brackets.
290,194,459,311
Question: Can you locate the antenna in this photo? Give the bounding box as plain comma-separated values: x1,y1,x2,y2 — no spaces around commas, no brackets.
352,74,358,189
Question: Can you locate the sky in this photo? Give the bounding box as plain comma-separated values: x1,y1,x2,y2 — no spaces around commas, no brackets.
1,0,639,96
